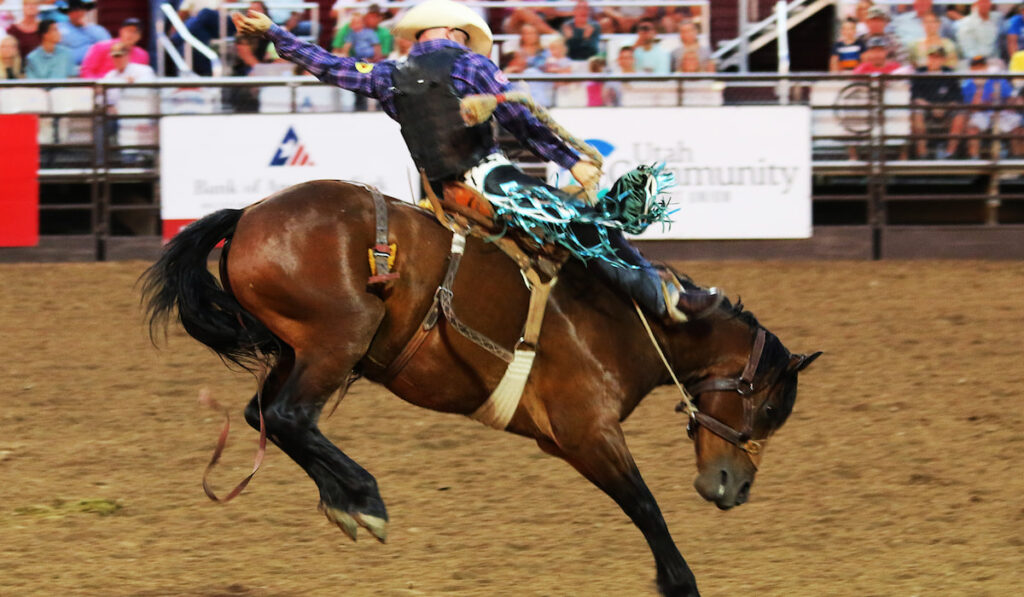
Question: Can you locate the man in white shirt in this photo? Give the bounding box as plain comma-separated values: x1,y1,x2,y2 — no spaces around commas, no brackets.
101,41,155,104
955,0,1003,63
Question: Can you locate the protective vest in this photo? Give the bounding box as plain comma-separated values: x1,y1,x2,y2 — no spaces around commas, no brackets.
392,47,496,182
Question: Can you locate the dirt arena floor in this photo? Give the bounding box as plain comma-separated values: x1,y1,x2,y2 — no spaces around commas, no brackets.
0,259,1021,596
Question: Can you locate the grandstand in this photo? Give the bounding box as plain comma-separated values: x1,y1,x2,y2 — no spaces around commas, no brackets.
1,0,1023,261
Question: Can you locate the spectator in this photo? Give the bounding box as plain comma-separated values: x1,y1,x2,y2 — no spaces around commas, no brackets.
178,0,221,20
543,36,573,74
1009,87,1024,156
101,41,156,100
0,33,23,78
501,1,556,35
852,35,907,73
388,35,413,60
335,12,379,61
333,5,391,59
863,6,909,63
672,20,713,72
585,56,606,106
604,45,636,106
890,0,949,49
908,12,959,68
599,4,653,33
956,0,1002,64
632,19,670,74
25,18,74,78
516,23,548,69
561,0,600,61
79,17,148,79
910,47,965,158
57,0,110,66
1006,3,1023,57
961,56,1016,158
7,0,42,59
0,0,16,32
852,0,873,37
831,18,865,72
676,49,702,73
1010,42,1024,71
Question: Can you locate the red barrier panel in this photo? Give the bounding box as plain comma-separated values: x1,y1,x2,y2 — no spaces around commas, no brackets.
0,115,39,247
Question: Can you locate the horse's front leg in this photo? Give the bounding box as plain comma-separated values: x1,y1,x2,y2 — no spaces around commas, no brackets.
538,421,699,597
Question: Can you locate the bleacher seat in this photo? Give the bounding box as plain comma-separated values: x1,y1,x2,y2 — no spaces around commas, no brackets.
160,86,221,114
49,87,95,144
0,87,54,144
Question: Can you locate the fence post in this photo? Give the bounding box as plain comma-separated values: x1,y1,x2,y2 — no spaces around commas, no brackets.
868,75,886,260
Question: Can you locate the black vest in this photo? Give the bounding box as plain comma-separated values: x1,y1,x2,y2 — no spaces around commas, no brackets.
392,47,496,182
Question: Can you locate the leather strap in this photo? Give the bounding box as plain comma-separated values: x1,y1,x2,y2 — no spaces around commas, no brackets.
365,183,399,285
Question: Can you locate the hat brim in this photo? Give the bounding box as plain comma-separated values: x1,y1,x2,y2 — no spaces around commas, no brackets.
393,0,493,56
58,2,96,13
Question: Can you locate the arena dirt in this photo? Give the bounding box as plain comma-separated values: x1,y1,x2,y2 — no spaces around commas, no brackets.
0,260,1021,596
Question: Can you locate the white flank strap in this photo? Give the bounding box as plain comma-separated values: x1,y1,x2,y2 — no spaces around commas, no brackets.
470,348,537,430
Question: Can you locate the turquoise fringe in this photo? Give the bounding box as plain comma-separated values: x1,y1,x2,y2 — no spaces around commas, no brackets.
482,164,676,268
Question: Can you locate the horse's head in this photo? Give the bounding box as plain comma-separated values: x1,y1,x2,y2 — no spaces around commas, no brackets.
669,302,821,510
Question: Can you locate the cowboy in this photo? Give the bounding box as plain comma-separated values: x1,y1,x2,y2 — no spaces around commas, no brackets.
232,0,720,323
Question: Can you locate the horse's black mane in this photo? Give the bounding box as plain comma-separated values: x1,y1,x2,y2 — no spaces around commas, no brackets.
718,295,761,330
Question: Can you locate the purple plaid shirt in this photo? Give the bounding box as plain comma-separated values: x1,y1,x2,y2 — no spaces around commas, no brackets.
267,25,580,170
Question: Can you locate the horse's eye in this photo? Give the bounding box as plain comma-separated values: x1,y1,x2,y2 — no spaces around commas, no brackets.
764,404,776,418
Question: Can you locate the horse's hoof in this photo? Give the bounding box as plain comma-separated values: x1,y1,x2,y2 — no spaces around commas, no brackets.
355,512,388,543
323,506,359,542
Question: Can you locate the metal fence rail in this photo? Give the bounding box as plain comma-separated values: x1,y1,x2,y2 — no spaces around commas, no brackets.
1,73,1022,261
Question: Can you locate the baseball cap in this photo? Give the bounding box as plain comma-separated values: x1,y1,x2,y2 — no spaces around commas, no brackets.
122,17,141,28
110,42,128,56
970,55,987,67
866,6,890,20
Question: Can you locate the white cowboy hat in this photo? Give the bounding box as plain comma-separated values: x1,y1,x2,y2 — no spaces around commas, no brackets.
393,0,493,56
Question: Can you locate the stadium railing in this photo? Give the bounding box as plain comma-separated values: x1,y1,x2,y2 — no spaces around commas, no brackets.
1,72,1022,260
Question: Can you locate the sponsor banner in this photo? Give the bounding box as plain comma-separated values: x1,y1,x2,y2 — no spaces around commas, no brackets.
160,113,416,239
0,115,39,247
547,107,812,239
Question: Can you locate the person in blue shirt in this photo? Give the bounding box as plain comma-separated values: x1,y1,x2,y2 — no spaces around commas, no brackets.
962,56,1018,158
25,18,75,78
1006,4,1023,57
57,0,109,65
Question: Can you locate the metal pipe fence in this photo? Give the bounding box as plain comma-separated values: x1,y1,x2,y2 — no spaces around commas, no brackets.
1,72,1022,260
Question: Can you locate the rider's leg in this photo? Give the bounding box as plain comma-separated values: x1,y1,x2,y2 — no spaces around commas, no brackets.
477,161,721,321
572,224,721,322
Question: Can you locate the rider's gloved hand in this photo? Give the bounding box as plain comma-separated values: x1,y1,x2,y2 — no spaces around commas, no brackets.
231,10,273,36
571,160,602,206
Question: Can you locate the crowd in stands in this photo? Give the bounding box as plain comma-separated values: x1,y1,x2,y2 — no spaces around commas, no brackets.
2,0,1022,158
829,0,1024,158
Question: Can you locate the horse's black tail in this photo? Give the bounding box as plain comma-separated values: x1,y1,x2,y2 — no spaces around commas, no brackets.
140,209,280,371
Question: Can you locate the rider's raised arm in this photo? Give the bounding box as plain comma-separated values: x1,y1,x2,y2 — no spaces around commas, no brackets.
265,24,386,98
455,54,579,171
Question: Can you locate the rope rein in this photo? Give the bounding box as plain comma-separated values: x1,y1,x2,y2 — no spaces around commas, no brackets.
632,300,699,419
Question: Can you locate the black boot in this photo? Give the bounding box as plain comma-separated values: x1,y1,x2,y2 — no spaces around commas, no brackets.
660,272,723,323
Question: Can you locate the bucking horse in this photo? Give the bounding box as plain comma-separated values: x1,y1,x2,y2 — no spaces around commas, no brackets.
142,178,821,596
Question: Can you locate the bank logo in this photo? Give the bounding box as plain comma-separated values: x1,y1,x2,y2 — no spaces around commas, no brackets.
586,138,616,158
270,127,315,167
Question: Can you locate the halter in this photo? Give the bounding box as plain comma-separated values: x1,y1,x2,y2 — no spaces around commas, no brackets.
677,328,773,458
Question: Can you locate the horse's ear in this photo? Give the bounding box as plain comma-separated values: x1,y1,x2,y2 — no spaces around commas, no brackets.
788,351,823,373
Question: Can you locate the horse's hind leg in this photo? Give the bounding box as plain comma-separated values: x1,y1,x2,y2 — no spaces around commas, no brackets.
538,420,699,597
243,317,388,542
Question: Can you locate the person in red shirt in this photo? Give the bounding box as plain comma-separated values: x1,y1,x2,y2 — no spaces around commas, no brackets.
852,35,906,74
79,17,149,79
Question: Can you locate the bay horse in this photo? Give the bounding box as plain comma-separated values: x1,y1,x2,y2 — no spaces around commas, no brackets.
142,179,820,597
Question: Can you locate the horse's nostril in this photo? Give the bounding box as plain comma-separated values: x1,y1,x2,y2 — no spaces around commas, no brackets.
720,469,729,486
737,481,751,504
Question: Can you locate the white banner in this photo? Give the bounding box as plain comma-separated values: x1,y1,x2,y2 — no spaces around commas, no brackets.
160,113,416,230
547,107,812,239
